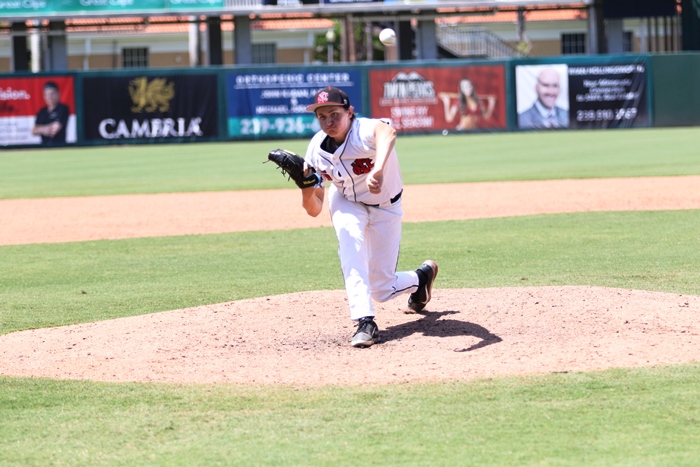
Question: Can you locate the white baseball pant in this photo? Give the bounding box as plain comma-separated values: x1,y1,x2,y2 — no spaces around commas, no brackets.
328,185,419,321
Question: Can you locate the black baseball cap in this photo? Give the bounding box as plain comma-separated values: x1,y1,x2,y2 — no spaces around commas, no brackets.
306,86,350,112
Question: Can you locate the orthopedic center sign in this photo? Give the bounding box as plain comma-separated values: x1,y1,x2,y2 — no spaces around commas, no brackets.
225,69,363,139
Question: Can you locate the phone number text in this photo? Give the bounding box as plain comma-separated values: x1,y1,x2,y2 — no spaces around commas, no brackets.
238,117,318,135
576,108,638,122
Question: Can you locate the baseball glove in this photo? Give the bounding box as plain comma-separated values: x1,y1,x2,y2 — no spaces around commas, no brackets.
267,148,321,189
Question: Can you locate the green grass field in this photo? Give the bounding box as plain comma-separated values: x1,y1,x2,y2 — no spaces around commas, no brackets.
1,127,700,465
2,126,699,199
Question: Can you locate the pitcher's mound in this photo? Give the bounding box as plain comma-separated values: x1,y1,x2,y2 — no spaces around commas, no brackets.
1,286,699,386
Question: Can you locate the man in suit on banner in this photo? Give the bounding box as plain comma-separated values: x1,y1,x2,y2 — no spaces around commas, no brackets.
518,67,569,129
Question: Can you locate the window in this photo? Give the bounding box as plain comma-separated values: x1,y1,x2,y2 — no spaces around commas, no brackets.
252,43,276,64
623,31,633,52
122,47,149,68
561,33,586,55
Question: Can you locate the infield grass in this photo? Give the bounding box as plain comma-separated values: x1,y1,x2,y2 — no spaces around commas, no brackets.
2,364,700,465
1,126,699,199
1,210,699,334
1,126,700,465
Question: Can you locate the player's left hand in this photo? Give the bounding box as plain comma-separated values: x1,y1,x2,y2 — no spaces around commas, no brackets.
266,148,321,189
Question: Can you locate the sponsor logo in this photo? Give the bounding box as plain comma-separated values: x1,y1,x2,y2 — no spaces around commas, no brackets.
377,71,436,130
79,0,135,7
98,118,203,139
94,77,205,140
0,87,31,101
0,0,46,10
129,77,175,113
0,87,30,113
381,72,436,105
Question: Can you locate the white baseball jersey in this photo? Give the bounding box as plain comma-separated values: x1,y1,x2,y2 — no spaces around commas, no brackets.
304,117,403,206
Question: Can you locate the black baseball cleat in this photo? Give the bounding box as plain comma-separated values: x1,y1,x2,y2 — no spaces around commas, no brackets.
407,260,438,312
351,317,379,348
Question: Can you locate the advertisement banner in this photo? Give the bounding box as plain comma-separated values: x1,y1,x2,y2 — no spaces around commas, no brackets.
53,0,163,12
368,65,507,133
0,75,76,146
515,64,570,130
567,63,648,129
225,70,363,138
515,61,648,130
82,74,218,142
167,0,224,10
0,0,223,15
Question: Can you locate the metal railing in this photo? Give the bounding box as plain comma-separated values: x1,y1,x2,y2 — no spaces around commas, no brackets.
437,24,527,59
224,0,263,7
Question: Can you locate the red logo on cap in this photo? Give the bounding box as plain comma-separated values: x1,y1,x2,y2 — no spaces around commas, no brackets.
317,92,329,104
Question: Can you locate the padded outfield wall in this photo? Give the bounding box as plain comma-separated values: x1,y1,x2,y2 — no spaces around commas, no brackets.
0,53,698,148
649,53,700,128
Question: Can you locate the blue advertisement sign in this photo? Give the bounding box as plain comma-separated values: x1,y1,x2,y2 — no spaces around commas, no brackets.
225,70,363,138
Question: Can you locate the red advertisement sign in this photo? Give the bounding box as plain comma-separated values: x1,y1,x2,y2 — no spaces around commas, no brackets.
369,65,506,132
0,75,76,146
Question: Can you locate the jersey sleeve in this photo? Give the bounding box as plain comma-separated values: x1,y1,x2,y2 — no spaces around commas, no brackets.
356,118,379,151
304,131,324,169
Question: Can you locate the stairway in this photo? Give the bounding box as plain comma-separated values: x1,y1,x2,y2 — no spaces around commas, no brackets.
437,25,527,59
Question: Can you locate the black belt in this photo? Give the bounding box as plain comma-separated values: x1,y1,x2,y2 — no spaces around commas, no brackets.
362,190,402,208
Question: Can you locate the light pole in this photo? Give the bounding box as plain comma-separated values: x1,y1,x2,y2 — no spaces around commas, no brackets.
326,29,336,64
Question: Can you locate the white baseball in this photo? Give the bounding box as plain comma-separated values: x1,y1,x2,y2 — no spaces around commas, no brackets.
379,28,396,46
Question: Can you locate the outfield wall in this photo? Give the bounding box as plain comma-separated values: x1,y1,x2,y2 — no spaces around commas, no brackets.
1,53,698,148
650,53,700,128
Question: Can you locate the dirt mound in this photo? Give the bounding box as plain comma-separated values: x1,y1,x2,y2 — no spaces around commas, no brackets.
1,287,698,386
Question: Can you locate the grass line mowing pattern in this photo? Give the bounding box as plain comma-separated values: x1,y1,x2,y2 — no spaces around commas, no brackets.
1,127,700,199
2,364,700,464
1,210,698,334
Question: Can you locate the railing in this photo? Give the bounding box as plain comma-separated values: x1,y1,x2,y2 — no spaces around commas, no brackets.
437,25,527,59
224,0,263,7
